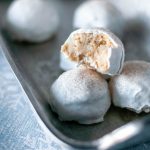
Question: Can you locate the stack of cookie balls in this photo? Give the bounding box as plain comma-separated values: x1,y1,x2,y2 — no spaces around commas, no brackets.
6,0,150,124
51,28,123,124
51,28,150,125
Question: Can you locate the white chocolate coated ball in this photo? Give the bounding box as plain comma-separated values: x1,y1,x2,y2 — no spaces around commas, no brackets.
61,28,125,77
73,0,124,37
50,67,111,124
110,61,150,113
6,0,59,42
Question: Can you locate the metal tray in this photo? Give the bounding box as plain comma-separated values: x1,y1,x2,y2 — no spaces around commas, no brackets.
1,0,150,149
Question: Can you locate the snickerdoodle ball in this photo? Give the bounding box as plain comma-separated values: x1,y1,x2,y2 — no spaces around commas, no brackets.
73,0,124,37
60,28,125,77
50,67,111,124
6,0,59,42
110,61,150,113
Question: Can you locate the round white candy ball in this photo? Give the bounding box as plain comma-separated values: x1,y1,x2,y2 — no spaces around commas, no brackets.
6,0,59,42
50,67,111,124
110,61,150,113
73,0,124,37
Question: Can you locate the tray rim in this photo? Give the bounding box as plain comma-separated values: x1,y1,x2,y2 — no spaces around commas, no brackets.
1,32,150,150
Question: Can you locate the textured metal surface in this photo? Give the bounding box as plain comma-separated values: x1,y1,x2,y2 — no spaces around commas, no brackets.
1,0,150,149
0,47,64,150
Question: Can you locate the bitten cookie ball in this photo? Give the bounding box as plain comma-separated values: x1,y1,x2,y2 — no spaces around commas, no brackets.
110,61,150,113
61,28,125,76
6,0,59,43
50,67,111,124
73,0,124,37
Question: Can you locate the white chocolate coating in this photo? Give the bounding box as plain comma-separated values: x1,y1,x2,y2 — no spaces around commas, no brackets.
6,0,59,42
60,53,77,71
73,0,124,37
61,28,125,76
50,67,111,124
110,61,150,113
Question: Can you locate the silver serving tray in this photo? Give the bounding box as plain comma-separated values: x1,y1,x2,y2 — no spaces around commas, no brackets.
1,0,150,149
